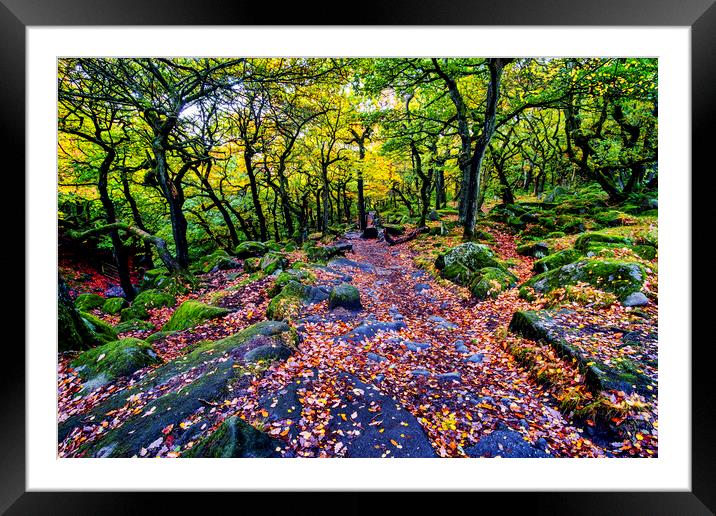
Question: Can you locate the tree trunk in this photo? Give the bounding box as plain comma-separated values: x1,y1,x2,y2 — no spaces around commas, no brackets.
244,150,268,241
463,59,507,239
97,148,135,300
120,169,154,270
152,143,190,269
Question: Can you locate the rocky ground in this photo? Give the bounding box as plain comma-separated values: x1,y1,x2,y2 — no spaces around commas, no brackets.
59,220,658,459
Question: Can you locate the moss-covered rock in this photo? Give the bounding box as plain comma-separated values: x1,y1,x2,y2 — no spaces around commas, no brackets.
197,249,238,274
120,289,176,321
62,320,297,457
114,319,155,333
79,312,118,344
75,293,105,312
509,310,653,395
328,283,362,311
243,257,261,272
102,296,127,315
183,416,281,458
593,210,629,228
383,223,405,236
533,249,582,274
516,241,549,258
71,337,160,391
162,300,230,332
555,216,586,234
59,278,107,352
574,232,633,253
305,243,352,263
140,269,191,296
468,267,518,300
260,252,288,274
267,269,315,298
523,259,646,300
435,242,503,273
632,244,657,260
440,262,474,286
145,330,177,344
235,241,268,258
266,280,308,321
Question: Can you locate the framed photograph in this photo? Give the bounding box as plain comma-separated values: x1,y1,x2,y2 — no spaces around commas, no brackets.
3,0,713,513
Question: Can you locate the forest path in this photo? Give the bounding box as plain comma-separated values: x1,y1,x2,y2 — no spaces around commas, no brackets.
245,230,607,458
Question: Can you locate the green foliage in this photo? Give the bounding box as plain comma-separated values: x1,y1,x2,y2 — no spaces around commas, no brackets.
162,300,230,332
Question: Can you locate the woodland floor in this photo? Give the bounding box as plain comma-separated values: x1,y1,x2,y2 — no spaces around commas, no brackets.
59,223,657,458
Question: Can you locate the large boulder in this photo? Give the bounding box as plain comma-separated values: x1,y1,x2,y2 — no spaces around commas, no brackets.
71,337,161,391
79,312,118,344
74,293,105,312
120,289,176,321
59,278,113,352
305,243,353,262
468,267,518,300
162,300,230,332
260,252,288,274
515,241,549,258
114,319,154,333
435,242,504,274
533,249,582,274
59,320,297,457
574,232,633,253
509,310,654,395
522,259,646,300
234,241,268,259
197,249,240,274
182,416,282,458
266,280,309,321
328,283,362,311
327,372,437,458
102,297,128,315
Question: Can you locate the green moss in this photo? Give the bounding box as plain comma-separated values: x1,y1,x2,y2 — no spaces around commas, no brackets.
260,252,288,274
435,242,503,272
183,416,281,458
75,293,105,312
440,262,474,286
524,258,646,300
328,283,362,310
71,337,160,389
197,249,231,273
114,319,155,333
121,289,176,321
243,257,261,272
268,269,315,297
235,241,268,258
162,300,230,332
533,249,582,274
546,231,566,238
145,330,177,344
79,312,118,344
468,267,517,300
102,297,127,315
555,216,586,234
518,285,537,301
574,232,633,252
266,280,307,321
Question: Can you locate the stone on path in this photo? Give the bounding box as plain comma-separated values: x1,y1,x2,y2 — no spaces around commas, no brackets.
464,429,551,458
329,373,436,458
428,315,457,330
466,353,484,364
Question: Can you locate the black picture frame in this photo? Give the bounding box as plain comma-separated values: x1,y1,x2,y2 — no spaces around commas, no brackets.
2,1,712,513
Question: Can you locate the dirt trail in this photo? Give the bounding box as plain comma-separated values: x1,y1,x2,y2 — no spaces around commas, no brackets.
246,231,606,458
